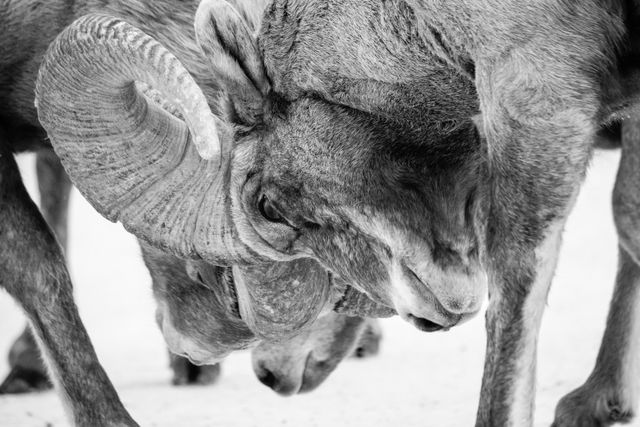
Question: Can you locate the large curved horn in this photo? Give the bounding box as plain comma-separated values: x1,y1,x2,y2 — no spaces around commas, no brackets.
233,259,332,340
35,14,256,262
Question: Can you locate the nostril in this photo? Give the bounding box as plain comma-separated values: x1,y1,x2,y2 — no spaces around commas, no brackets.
407,314,445,332
257,368,278,390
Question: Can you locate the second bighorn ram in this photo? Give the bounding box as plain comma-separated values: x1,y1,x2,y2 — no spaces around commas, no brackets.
141,241,383,394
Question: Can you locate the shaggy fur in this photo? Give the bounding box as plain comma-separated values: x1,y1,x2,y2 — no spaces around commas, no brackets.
5,0,640,426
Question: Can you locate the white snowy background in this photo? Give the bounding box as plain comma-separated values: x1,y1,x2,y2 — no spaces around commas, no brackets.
0,150,636,426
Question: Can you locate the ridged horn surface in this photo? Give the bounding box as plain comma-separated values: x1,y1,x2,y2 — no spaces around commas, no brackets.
35,14,255,263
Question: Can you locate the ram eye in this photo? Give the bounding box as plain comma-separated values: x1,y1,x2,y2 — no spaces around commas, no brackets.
258,194,286,224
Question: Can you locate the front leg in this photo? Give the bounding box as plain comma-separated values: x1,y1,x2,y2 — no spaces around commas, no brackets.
2,149,72,394
0,136,137,425
478,219,567,426
473,50,601,426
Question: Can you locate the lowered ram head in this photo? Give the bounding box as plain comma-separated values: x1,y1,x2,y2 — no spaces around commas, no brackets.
141,239,388,368
35,0,487,342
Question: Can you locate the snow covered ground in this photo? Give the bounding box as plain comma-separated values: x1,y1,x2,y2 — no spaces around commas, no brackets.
0,149,635,427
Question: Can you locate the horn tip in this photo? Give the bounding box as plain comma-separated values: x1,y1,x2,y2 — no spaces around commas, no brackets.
194,135,221,163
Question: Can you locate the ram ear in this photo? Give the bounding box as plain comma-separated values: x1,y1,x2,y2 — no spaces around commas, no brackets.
471,114,486,140
195,0,271,126
223,0,266,33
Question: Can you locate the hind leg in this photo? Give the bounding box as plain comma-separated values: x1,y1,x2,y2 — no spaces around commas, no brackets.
0,327,51,394
351,319,382,359
553,118,640,427
0,140,136,425
1,149,72,395
169,352,221,386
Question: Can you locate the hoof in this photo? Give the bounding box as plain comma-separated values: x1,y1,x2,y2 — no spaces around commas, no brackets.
170,354,221,386
552,382,634,427
352,344,377,358
0,366,52,394
75,410,140,427
2,328,51,394
351,321,382,359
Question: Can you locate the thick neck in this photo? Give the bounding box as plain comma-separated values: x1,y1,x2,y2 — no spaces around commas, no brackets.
260,0,480,136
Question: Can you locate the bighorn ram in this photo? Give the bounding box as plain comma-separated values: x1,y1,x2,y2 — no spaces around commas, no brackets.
9,0,640,425
2,0,398,424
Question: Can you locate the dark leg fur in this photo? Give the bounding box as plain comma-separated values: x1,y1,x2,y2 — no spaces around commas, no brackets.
2,149,72,395
0,138,137,426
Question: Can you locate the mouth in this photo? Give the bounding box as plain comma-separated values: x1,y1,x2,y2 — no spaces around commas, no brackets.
395,262,464,330
202,266,241,319
222,269,241,319
406,313,451,332
192,263,242,320
332,273,396,318
299,353,331,394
